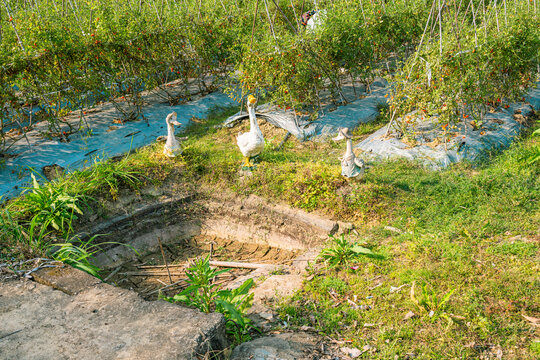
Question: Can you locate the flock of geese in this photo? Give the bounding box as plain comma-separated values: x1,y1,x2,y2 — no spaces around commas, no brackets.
161,95,365,178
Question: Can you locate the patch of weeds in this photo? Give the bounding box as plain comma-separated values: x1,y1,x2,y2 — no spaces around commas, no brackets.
0,206,25,257
13,173,85,235
277,288,361,336
85,157,142,199
252,163,347,212
316,276,349,295
270,266,287,275
318,234,379,268
487,241,538,258
530,341,540,357
163,255,256,344
0,209,50,259
410,281,456,323
49,235,104,279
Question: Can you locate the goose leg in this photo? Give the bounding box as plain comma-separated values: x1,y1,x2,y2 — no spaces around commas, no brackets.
242,157,256,170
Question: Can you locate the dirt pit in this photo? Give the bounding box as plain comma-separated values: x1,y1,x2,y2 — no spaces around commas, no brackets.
104,235,299,300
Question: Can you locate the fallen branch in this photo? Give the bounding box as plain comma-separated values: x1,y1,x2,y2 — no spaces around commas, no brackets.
136,263,185,269
119,271,187,277
103,266,122,282
146,278,188,296
209,260,273,270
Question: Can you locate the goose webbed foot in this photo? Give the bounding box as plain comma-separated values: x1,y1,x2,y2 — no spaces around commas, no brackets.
242,156,255,170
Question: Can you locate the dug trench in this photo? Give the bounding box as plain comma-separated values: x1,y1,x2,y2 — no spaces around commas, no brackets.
1,189,353,359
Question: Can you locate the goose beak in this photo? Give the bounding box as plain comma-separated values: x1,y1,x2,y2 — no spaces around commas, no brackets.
248,95,257,105
332,128,346,142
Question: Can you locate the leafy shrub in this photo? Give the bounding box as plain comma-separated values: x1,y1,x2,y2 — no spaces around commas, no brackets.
391,6,539,135
16,173,84,234
163,256,256,343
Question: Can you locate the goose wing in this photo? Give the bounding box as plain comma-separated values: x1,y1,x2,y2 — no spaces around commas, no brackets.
237,132,253,156
354,157,365,168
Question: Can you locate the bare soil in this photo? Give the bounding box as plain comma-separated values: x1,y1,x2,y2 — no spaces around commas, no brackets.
104,235,299,300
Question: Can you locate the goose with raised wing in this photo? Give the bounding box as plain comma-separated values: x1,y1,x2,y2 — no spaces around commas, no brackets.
237,95,265,169
333,127,365,178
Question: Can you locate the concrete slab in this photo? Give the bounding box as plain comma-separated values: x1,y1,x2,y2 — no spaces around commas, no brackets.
32,265,101,295
231,332,320,360
0,274,227,359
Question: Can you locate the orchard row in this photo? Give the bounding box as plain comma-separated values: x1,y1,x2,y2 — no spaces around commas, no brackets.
0,0,538,152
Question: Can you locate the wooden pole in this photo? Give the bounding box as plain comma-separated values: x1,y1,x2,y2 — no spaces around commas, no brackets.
271,0,297,34
250,0,259,48
157,236,173,284
1,0,25,51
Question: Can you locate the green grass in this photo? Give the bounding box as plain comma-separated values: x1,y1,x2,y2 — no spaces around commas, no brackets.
0,152,147,261
1,105,538,358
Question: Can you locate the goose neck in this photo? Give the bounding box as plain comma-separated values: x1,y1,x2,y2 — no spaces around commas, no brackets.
248,106,262,134
166,123,177,147
345,137,353,156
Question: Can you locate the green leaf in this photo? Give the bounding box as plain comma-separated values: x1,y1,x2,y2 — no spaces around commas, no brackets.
31,173,41,190
351,245,375,255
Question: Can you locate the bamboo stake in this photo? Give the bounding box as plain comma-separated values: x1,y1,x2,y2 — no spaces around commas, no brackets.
0,2,2,44
250,0,260,48
471,0,478,46
146,278,188,295
494,0,500,32
120,272,187,276
137,264,186,269
157,236,173,284
407,0,437,80
460,0,472,26
209,260,273,269
503,0,507,26
482,0,487,41
386,0,436,139
262,0,277,42
359,0,366,22
438,0,443,56
1,0,24,51
103,266,122,282
289,0,300,30
271,0,297,34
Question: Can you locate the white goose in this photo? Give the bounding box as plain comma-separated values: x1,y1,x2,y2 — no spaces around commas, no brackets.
237,95,264,169
163,111,183,157
332,128,365,178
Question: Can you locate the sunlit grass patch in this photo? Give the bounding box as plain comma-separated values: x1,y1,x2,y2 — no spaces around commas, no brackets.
1,105,538,358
